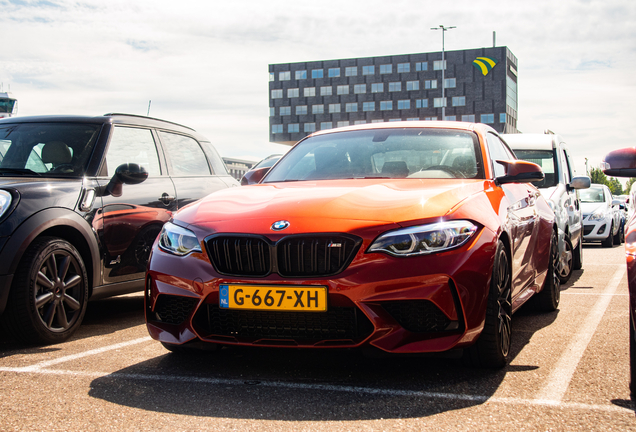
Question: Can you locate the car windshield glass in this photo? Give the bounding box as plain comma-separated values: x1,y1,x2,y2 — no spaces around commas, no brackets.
0,122,101,177
580,187,605,203
264,128,483,182
513,149,558,188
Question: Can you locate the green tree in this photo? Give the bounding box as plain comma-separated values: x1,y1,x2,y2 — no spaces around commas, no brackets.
608,177,623,195
625,177,636,193
589,167,608,186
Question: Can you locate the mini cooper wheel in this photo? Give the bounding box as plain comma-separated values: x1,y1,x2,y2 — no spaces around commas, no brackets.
1,237,88,344
464,240,511,368
558,236,573,284
534,230,561,312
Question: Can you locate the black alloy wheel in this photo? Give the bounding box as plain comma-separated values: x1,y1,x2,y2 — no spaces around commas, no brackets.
464,240,511,368
1,237,88,344
558,236,573,284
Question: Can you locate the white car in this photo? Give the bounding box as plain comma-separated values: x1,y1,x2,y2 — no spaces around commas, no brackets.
580,183,623,247
503,132,590,283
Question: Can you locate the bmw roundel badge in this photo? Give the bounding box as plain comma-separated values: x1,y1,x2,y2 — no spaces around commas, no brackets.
271,220,290,231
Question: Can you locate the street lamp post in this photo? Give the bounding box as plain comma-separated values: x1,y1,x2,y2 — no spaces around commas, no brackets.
431,25,455,120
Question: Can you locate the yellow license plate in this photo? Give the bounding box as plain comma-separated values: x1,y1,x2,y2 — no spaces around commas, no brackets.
219,284,327,312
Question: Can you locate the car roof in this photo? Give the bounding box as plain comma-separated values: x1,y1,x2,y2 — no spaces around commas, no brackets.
501,133,563,151
308,120,496,138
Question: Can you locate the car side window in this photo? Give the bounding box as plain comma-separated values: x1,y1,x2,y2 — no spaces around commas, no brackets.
486,133,512,178
159,131,211,176
106,127,162,176
562,148,573,183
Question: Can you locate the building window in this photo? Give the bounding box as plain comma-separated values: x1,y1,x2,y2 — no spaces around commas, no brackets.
416,99,428,108
371,119,384,123
269,72,275,82
389,118,402,122
269,107,275,116
461,114,475,122
320,86,332,96
329,103,341,113
452,96,465,107
272,124,283,133
424,117,437,121
280,106,291,116
380,64,392,74
354,84,366,94
406,81,419,91
295,70,307,80
397,63,410,73
407,118,419,121
481,114,495,124
337,121,349,127
424,80,437,89
288,88,299,98
500,113,507,123
337,85,349,95
371,83,384,93
397,100,410,109
444,78,456,88
328,68,340,78
288,123,299,133
312,104,324,114
362,102,375,112
433,60,447,70
362,65,375,75
296,105,308,115
345,66,357,76
445,116,456,121
415,62,428,71
388,82,401,92
271,89,283,99
433,98,447,108
312,69,323,79
304,123,316,133
304,87,316,97
279,71,291,81
320,122,333,130
354,120,366,125
380,101,393,111
345,103,358,112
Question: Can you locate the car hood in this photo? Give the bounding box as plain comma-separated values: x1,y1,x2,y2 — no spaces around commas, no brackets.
581,202,607,215
175,179,489,234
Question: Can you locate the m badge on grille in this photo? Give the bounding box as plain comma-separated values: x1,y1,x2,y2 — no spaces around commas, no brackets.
271,220,290,231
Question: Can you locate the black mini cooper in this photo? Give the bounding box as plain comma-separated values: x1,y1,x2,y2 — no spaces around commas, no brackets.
0,114,238,344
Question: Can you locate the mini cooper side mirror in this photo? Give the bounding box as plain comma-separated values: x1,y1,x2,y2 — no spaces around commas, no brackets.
495,159,544,185
602,147,636,177
106,163,148,197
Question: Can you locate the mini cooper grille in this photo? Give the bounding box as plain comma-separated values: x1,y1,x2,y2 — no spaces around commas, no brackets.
205,234,361,278
195,305,374,343
154,295,199,325
383,300,452,333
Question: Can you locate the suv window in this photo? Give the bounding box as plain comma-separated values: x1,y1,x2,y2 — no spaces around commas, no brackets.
513,149,558,188
159,131,211,176
106,127,161,176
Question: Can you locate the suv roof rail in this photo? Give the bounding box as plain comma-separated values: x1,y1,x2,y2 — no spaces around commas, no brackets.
103,113,195,131
544,129,555,135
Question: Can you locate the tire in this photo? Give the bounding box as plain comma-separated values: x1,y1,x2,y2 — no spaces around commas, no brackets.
463,240,511,368
558,236,573,284
572,236,583,271
631,312,636,400
534,230,561,312
602,223,614,248
613,223,622,245
0,237,88,344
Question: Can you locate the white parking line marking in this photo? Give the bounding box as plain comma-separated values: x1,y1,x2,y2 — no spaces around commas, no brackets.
534,266,626,404
0,367,631,414
15,336,151,371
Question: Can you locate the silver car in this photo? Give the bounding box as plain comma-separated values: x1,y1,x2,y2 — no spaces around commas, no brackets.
503,132,590,283
580,184,623,247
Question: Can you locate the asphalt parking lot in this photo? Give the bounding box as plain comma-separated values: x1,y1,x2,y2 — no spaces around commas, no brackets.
0,244,635,431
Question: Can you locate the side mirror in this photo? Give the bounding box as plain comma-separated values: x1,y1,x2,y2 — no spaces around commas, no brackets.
241,167,270,185
612,199,621,206
107,163,148,197
602,147,636,177
495,159,544,185
569,176,591,190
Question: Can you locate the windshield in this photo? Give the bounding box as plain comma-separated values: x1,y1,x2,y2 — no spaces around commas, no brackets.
0,98,17,114
0,122,101,177
513,149,557,188
264,128,483,182
580,187,605,203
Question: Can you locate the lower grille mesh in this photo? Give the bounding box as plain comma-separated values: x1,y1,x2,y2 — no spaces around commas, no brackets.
382,300,451,333
154,295,199,325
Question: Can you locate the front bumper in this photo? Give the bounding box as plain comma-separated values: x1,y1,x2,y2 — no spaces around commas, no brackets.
145,228,497,354
582,217,611,241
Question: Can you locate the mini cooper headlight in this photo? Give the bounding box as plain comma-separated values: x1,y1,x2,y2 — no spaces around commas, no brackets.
368,220,477,257
588,211,605,222
158,222,202,256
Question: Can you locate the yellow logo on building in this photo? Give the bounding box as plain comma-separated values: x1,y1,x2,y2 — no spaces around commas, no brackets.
473,57,498,76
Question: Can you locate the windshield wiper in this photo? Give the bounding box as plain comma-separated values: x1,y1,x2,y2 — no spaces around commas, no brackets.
0,168,41,176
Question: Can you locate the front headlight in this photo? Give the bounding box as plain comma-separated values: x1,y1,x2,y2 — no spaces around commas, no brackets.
0,191,11,219
158,222,202,256
368,220,477,257
588,211,605,222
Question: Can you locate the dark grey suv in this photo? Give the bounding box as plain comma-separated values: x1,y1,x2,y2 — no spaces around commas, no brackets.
0,114,238,344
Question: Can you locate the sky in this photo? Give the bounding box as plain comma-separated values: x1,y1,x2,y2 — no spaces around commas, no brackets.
2,0,635,179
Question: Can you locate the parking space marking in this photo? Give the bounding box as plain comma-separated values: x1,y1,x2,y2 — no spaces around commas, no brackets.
0,366,632,414
534,266,626,404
